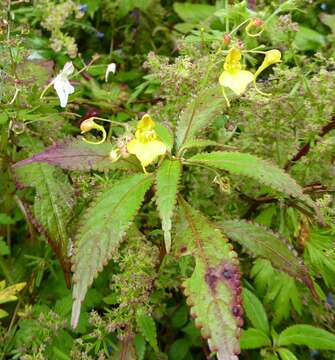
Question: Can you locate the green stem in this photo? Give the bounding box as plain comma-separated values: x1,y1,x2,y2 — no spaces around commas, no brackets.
225,0,229,33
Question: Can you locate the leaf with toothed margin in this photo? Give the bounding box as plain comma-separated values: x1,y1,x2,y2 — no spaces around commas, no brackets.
13,137,140,172
15,163,75,260
155,159,182,253
71,173,154,328
175,85,226,150
221,220,317,299
188,152,315,209
175,197,242,360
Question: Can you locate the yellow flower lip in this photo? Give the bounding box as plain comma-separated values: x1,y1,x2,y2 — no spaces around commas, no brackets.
219,47,254,106
127,114,167,172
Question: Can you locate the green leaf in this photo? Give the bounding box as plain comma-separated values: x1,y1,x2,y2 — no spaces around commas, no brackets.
0,239,9,256
136,309,159,353
294,26,326,51
175,86,226,150
16,163,74,259
14,137,139,172
0,214,15,225
240,328,271,349
176,197,242,360
277,348,298,360
168,338,190,360
278,325,335,350
173,2,215,23
155,159,182,253
180,139,220,152
320,13,335,34
188,152,314,208
304,230,335,288
243,288,269,334
221,220,316,296
134,335,146,360
155,123,174,152
171,305,189,329
71,174,154,328
0,113,9,125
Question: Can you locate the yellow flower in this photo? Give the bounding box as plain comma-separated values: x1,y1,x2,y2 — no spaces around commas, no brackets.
254,49,282,80
127,114,167,172
219,48,254,107
219,48,282,105
254,49,282,95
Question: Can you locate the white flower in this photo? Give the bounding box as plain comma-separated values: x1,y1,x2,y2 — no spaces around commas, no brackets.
105,63,116,82
53,62,75,107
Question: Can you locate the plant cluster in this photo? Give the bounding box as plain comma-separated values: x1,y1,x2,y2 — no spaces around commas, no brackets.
0,1,335,360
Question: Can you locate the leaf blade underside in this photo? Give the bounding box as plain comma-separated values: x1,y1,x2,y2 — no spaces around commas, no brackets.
176,197,242,360
15,163,74,260
188,151,315,208
14,137,139,172
71,173,154,328
221,220,317,298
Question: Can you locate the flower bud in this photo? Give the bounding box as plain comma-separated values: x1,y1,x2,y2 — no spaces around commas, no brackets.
80,118,95,133
251,18,263,26
223,34,231,45
263,49,281,66
80,118,107,145
246,18,264,37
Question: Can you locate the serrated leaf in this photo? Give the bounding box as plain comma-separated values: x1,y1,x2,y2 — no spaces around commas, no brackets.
240,328,271,350
176,197,242,360
243,288,269,334
188,152,315,208
134,335,146,360
136,309,159,353
277,348,298,360
14,137,139,172
71,174,153,328
180,139,220,152
221,220,316,297
156,123,174,152
15,163,75,259
155,159,182,253
175,86,226,150
278,325,335,350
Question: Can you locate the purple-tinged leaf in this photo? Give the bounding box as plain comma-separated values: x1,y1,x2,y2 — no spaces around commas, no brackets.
221,220,318,299
14,137,140,172
176,197,242,360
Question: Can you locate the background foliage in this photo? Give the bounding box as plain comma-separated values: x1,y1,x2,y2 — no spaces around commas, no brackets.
1,0,335,359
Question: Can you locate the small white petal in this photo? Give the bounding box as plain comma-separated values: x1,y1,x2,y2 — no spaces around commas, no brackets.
52,62,75,107
105,63,116,82
53,76,74,108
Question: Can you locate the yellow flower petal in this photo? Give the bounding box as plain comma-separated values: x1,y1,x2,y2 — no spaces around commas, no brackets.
137,114,155,131
219,70,254,95
254,49,281,79
224,48,242,72
127,139,166,168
